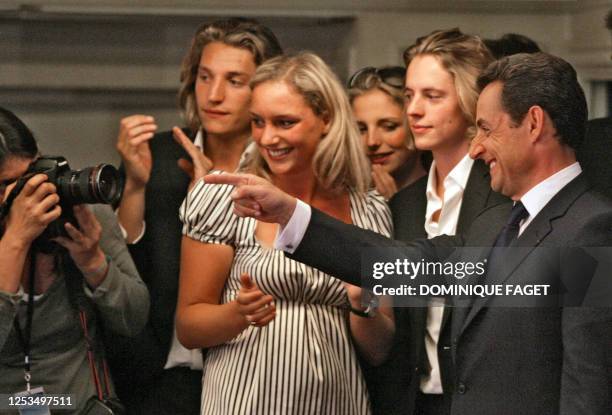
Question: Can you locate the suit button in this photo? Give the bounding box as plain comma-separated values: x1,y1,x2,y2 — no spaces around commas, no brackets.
457,382,467,394
453,337,458,346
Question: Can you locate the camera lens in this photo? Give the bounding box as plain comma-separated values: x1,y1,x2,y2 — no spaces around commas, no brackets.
92,164,122,204
60,164,122,205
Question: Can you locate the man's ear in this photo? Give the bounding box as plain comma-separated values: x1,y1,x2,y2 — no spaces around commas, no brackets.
525,105,545,143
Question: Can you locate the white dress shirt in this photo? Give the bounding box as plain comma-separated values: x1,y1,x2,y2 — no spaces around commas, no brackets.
517,162,582,235
164,130,206,370
164,132,255,370
421,154,474,394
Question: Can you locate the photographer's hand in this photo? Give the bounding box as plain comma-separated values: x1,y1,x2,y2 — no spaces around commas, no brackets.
3,174,61,247
0,174,61,293
54,205,108,288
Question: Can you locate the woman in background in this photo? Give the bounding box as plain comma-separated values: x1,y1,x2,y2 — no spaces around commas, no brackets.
348,66,427,200
176,52,394,415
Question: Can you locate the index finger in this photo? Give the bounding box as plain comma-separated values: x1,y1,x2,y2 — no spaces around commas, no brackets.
121,114,156,130
203,173,249,186
173,127,199,157
21,174,50,197
72,204,97,231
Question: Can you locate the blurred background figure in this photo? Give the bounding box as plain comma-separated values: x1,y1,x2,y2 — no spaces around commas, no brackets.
176,52,395,415
348,66,428,200
483,33,541,59
0,107,148,414
577,12,612,200
107,17,282,415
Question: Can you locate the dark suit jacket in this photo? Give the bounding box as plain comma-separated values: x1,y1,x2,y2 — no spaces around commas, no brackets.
105,130,203,405
289,173,612,415
578,117,612,199
366,159,506,415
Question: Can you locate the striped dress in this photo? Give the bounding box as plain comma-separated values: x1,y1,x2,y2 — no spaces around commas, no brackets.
180,178,392,415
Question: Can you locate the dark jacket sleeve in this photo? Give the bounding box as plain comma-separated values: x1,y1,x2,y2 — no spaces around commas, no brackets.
288,207,461,288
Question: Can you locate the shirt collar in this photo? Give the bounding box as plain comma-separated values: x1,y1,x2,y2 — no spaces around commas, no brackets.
193,129,255,172
426,153,475,201
194,129,204,150
520,162,582,220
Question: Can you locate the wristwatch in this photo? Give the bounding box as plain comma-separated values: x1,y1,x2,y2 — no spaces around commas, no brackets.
346,291,379,318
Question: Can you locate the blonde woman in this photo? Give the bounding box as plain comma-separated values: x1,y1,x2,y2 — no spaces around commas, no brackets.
176,52,394,414
348,66,427,200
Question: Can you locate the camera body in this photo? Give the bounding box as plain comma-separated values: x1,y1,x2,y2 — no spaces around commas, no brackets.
5,156,123,252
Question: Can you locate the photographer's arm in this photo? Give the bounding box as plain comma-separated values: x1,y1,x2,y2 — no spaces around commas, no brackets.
0,174,61,347
0,235,27,348
55,205,150,336
93,205,150,336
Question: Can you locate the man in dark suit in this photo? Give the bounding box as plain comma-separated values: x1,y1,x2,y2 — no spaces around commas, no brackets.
105,18,282,414
206,52,612,415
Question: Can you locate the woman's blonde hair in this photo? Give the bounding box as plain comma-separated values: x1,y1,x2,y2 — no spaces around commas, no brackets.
403,28,493,140
178,18,282,132
348,66,416,152
244,52,370,193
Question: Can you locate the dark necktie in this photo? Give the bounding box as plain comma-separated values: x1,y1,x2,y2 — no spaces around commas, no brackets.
485,201,530,279
494,201,529,248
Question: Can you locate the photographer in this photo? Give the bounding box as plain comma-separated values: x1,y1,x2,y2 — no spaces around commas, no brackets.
0,107,149,414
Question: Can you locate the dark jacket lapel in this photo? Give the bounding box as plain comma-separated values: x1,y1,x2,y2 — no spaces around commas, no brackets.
459,173,591,333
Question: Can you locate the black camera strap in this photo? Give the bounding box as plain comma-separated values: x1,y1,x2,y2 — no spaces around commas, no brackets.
13,250,38,391
12,249,113,399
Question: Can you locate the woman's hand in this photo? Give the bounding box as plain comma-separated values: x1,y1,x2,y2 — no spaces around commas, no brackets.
372,164,398,201
3,174,61,248
236,273,276,327
54,205,108,287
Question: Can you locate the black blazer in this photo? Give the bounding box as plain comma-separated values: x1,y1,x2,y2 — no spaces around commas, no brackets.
365,159,506,415
578,117,612,199
289,173,612,415
106,130,200,387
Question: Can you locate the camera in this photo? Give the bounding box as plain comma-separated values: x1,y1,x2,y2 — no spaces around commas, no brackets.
3,156,123,252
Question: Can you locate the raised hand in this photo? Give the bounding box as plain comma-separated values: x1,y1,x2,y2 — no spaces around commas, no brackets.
173,126,213,190
236,273,276,327
3,174,61,247
115,115,157,189
203,173,297,227
371,164,398,201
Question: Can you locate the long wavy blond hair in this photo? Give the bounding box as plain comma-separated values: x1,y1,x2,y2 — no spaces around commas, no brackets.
244,52,371,194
